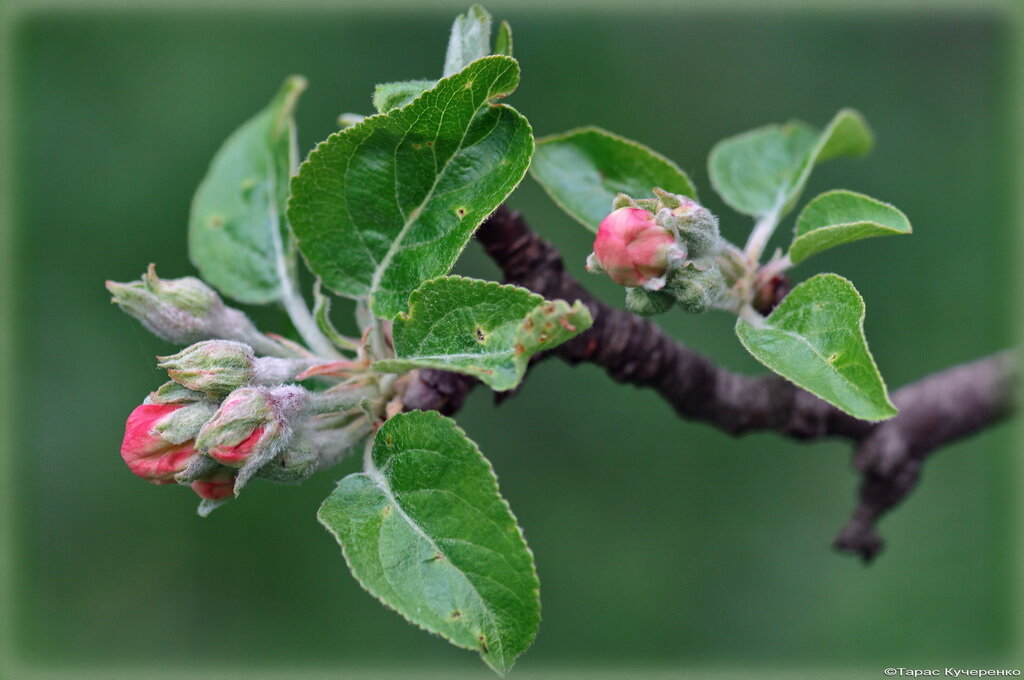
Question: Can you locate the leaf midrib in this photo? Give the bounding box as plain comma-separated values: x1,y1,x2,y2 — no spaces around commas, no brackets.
367,61,514,306
364,454,506,664
755,321,876,407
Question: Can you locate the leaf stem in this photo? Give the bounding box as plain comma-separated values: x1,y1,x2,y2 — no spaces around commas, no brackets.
738,303,764,327
269,209,341,359
743,203,781,264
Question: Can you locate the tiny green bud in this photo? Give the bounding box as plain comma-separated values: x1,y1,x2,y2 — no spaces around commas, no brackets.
624,287,674,316
651,189,721,258
255,436,320,484
195,385,309,495
158,341,255,396
145,381,206,405
667,260,726,314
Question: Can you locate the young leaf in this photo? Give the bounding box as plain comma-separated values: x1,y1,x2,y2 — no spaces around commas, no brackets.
494,20,513,57
531,126,697,232
188,76,305,304
374,276,592,390
372,79,436,114
318,411,540,675
444,4,493,76
708,109,872,221
788,190,912,264
288,56,534,320
735,273,896,421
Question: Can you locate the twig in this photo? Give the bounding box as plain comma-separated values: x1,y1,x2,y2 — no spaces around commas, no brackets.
404,207,1016,561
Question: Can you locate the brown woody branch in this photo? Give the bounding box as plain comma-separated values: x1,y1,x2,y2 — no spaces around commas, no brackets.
404,207,1016,562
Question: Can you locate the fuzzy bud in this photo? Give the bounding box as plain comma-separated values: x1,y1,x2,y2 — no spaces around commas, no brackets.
158,340,255,395
191,467,237,501
652,189,720,258
145,381,206,405
195,385,306,468
624,287,675,316
592,207,681,289
666,260,726,314
106,265,283,356
121,403,203,484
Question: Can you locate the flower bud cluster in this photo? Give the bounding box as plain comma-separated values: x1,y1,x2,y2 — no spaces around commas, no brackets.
586,189,726,316
119,339,376,515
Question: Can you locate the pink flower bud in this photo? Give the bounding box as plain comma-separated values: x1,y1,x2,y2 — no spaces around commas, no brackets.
195,386,305,468
191,468,237,501
121,404,200,484
592,207,678,288
208,425,268,466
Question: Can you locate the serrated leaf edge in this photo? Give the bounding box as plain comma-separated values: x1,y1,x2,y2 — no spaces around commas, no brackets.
288,56,533,315
735,273,897,422
317,411,540,675
374,275,592,391
531,125,698,232
708,109,873,220
706,120,815,219
789,189,911,263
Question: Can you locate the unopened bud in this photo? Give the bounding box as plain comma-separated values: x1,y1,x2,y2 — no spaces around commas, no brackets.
591,207,681,289
652,189,720,258
106,265,284,356
666,260,725,313
121,403,202,484
624,287,674,316
191,467,237,501
254,436,320,484
196,385,306,468
159,340,255,395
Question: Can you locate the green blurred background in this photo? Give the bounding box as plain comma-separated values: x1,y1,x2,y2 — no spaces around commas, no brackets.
4,1,1019,677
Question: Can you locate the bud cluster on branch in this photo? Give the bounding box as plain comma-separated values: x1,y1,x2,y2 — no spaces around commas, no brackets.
110,270,383,515
587,189,727,316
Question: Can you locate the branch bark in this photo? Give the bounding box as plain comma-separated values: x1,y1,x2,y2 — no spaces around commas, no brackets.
404,207,1017,562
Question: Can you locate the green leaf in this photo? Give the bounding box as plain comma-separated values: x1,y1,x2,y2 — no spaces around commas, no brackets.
375,276,592,390
288,56,534,319
444,4,493,76
188,76,305,304
531,126,697,232
708,108,872,220
735,273,896,421
372,79,436,114
789,190,912,264
318,411,540,675
494,20,513,57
